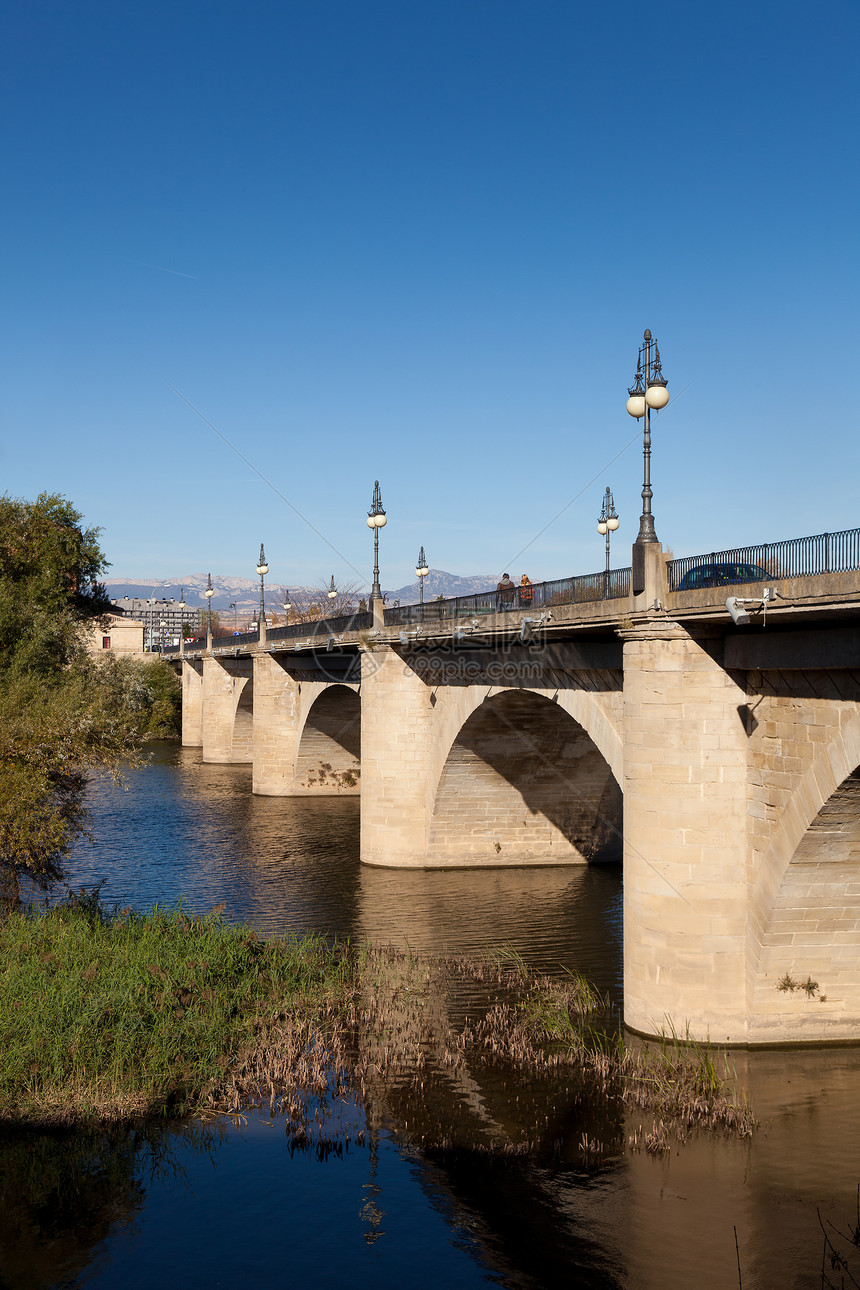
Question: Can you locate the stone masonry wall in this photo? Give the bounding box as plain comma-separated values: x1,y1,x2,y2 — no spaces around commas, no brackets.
181,661,204,747
745,668,860,1041
293,686,360,794
202,657,253,763
427,690,621,866
622,621,750,1044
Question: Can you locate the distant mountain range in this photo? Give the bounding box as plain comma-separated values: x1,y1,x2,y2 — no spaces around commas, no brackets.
103,569,498,613
105,575,317,615
385,570,497,605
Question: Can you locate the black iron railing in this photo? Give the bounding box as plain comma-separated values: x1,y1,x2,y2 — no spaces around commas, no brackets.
668,527,860,592
265,611,374,642
157,524,860,657
163,611,374,656
384,567,631,626
210,628,260,648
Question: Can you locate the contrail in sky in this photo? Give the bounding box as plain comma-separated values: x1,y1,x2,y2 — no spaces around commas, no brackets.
128,257,197,279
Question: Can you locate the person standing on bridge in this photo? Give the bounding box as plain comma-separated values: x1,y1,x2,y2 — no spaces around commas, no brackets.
518,574,534,608
497,573,516,612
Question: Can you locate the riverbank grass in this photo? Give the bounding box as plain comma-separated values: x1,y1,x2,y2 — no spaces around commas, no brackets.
0,897,356,1124
1,899,754,1150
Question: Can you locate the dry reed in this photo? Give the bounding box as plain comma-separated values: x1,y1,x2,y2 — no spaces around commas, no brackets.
1,900,754,1158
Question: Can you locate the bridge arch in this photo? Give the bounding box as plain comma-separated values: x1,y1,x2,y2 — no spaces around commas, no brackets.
427,687,622,866
750,710,860,1014
294,683,361,793
231,675,254,761
752,709,860,927
201,657,254,763
428,681,622,794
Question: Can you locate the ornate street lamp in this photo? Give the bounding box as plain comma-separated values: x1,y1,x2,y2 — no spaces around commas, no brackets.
416,546,429,606
283,596,292,624
366,480,387,601
159,619,167,649
626,329,669,545
256,544,268,627
597,487,620,597
204,573,214,641
327,575,337,601
178,588,186,653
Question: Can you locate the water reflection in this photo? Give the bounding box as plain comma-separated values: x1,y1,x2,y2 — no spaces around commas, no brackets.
0,1121,223,1290
65,745,622,995
20,742,860,1289
355,863,622,995
371,1041,860,1289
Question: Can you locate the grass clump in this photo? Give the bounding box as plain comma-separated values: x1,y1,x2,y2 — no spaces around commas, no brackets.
0,904,755,1157
0,896,354,1125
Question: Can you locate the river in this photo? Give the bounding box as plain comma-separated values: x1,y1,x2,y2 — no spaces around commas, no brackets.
5,743,860,1289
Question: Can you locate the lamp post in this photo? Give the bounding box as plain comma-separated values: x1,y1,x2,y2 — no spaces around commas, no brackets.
597,488,620,597
204,573,214,647
229,602,237,635
256,544,268,633
178,588,186,655
626,329,669,545
159,619,167,651
283,596,291,625
148,595,156,651
366,480,387,602
416,546,429,606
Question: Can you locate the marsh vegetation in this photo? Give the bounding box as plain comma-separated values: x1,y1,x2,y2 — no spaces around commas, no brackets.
1,895,753,1162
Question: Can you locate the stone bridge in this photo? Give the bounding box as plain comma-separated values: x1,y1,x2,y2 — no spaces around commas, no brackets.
172,540,860,1046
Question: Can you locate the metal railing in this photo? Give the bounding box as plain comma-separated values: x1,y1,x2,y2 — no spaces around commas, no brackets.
153,524,860,658
668,527,860,592
211,628,260,648
265,611,373,642
384,567,631,626
163,611,374,656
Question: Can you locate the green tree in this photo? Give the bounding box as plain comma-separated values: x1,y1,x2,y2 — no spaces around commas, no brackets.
0,493,151,908
98,656,181,740
0,492,111,677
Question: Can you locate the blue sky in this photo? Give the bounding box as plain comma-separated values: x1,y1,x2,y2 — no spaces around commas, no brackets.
2,0,858,591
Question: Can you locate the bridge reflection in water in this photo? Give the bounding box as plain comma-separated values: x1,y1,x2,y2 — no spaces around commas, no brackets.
32,745,860,1288
66,745,622,991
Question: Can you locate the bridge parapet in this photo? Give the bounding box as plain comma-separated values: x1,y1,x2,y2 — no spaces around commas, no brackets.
667,526,860,590
385,567,631,626
668,567,860,618
162,524,859,665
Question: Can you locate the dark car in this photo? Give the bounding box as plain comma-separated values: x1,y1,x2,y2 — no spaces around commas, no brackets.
675,562,772,591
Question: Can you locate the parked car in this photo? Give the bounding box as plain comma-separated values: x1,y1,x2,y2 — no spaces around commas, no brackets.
676,562,772,591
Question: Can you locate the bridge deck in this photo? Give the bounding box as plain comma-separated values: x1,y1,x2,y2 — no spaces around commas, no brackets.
165,567,860,663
